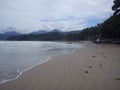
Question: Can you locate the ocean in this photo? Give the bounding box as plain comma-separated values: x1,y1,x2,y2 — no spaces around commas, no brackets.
0,41,82,84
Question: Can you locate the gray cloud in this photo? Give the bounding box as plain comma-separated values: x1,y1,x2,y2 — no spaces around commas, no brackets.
0,0,113,33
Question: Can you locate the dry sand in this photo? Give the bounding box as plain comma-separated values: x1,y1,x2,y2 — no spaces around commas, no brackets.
0,42,120,90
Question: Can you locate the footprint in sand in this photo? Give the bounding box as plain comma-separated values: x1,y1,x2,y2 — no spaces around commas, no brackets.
85,71,89,74
117,78,120,81
99,61,102,67
92,56,96,58
99,64,102,67
89,66,92,68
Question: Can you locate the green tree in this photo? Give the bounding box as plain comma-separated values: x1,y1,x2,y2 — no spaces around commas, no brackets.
112,0,120,15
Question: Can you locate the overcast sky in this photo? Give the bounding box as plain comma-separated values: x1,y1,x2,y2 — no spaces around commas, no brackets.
0,0,113,33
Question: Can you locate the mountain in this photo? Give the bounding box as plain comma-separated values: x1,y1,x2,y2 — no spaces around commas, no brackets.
0,31,21,40
7,31,65,41
50,29,62,33
30,30,48,34
30,29,62,35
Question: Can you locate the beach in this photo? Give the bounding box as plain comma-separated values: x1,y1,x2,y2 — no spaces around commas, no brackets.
0,42,120,90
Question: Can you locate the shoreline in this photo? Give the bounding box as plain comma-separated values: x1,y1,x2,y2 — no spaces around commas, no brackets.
0,42,81,85
0,57,52,85
0,42,120,90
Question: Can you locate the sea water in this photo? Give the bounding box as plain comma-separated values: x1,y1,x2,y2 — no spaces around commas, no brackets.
0,41,82,84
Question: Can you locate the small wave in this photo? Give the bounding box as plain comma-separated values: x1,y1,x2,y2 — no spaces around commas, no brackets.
0,57,52,85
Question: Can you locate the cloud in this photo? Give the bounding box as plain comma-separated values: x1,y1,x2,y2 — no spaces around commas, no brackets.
0,0,113,33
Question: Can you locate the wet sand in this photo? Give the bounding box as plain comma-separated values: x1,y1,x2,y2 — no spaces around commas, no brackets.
0,42,120,90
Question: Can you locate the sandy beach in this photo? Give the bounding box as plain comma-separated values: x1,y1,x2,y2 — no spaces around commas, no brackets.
0,42,120,90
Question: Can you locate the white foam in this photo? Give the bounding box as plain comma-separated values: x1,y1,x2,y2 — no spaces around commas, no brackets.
0,57,52,85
